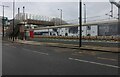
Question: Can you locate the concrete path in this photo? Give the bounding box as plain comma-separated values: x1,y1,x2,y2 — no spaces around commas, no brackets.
11,39,120,53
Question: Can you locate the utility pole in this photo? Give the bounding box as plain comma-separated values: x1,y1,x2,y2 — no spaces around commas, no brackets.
79,0,82,47
0,5,9,38
13,0,15,41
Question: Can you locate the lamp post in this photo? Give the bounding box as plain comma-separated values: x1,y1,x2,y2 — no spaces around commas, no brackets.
110,2,113,18
58,9,62,25
79,0,82,47
23,6,26,40
13,0,15,41
58,9,62,36
18,8,20,20
84,3,86,23
84,3,88,37
23,6,25,21
0,5,9,38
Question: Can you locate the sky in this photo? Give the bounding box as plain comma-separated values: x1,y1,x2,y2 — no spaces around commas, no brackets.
0,0,119,23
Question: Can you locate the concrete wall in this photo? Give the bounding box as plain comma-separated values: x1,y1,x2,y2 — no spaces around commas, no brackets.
82,26,87,36
98,23,118,36
90,25,98,36
33,21,118,36
78,25,98,36
59,28,69,36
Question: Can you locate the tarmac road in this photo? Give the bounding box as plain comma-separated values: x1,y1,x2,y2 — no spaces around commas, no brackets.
2,40,119,75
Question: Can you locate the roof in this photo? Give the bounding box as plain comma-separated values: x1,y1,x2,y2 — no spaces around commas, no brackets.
83,19,118,26
26,19,118,30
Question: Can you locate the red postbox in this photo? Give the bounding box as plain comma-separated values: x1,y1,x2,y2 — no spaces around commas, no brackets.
30,30,34,38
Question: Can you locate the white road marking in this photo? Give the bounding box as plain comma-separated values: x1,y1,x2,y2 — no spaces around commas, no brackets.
97,57,117,61
22,48,49,55
73,40,77,41
3,44,10,46
11,46,17,48
32,51,49,55
3,44,17,48
68,57,120,69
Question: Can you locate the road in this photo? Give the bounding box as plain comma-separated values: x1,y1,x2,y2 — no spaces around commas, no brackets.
2,40,119,75
30,38,119,47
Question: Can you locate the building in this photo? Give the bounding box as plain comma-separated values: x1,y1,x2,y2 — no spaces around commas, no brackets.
33,19,118,37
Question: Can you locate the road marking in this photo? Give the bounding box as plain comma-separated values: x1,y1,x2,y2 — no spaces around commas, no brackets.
22,48,49,55
68,57,120,68
97,57,118,61
32,51,49,55
3,44,10,46
3,44,17,48
11,46,17,48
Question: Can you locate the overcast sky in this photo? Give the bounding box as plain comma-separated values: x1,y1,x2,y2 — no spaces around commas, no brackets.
0,0,119,23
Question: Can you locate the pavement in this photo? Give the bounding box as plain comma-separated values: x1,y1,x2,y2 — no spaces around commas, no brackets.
8,39,120,53
31,37,120,47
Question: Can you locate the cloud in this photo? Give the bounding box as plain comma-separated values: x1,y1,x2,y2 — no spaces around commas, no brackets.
0,0,120,2
0,2,79,20
0,1,118,23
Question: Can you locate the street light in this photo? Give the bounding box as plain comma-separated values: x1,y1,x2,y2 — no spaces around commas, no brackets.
110,3,114,18
84,3,86,23
23,6,26,40
0,5,9,38
58,9,62,36
18,8,20,20
79,0,82,47
58,9,62,25
13,0,15,41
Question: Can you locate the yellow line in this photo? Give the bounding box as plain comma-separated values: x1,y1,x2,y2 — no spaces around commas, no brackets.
97,57,118,61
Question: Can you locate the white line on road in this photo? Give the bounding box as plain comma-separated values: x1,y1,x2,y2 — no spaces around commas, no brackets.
3,44,10,46
68,57,120,69
3,44,17,48
22,48,49,55
32,51,49,55
11,46,17,48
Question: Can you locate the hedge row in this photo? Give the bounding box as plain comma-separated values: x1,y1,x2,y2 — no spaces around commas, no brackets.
33,35,120,41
